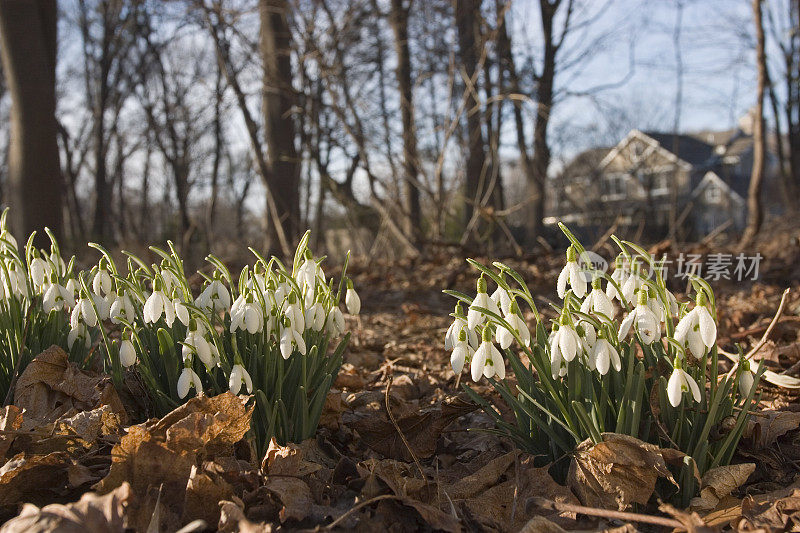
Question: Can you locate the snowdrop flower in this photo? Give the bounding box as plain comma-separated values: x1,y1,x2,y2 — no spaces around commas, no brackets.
306,299,326,332
490,285,512,316
471,326,505,382
445,303,478,350
183,322,213,367
65,278,78,302
92,291,111,321
326,307,345,336
605,256,626,301
30,257,47,290
0,229,17,252
160,268,178,295
580,278,615,318
345,280,360,315
229,364,253,395
177,366,203,399
557,246,587,299
674,292,716,358
450,329,473,374
143,283,175,326
738,361,755,398
618,290,660,344
280,323,307,358
283,293,305,333
577,321,597,355
592,336,621,375
92,265,113,297
667,360,701,407
174,299,190,327
196,278,231,313
468,277,501,330
550,315,580,363
119,338,137,368
43,281,74,313
109,291,136,325
71,297,99,328
495,301,530,349
67,323,91,350
230,296,263,334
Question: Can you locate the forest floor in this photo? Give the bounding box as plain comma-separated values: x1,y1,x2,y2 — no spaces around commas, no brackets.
3,222,800,532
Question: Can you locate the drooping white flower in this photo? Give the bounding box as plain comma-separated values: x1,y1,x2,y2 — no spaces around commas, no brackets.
71,297,99,328
183,325,213,367
556,246,587,299
30,257,47,290
592,338,621,375
174,299,190,327
43,282,73,313
283,295,305,333
160,268,178,295
450,329,473,374
92,292,111,321
674,293,716,357
230,299,263,334
0,229,17,252
345,281,360,315
177,367,203,399
109,292,136,325
306,301,326,331
578,321,597,355
605,257,626,301
144,288,175,326
739,367,755,398
495,301,530,349
468,277,501,330
581,278,615,319
196,279,231,313
280,325,307,358
618,292,661,344
67,323,91,350
229,364,253,395
119,338,137,367
92,267,113,297
550,318,581,363
471,327,505,382
490,286,512,316
326,307,345,336
667,365,701,407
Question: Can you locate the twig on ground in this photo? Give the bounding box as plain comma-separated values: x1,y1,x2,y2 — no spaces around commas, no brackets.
385,374,428,486
526,497,684,529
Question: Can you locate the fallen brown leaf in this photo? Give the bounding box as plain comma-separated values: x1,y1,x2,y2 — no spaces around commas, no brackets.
14,346,127,425
567,433,678,511
744,411,800,448
0,482,130,533
351,395,476,460
690,463,755,511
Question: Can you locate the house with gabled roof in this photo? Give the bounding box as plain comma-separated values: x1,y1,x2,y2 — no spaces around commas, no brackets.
545,120,779,241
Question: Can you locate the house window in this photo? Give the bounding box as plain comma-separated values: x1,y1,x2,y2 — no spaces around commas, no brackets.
605,174,625,198
652,173,669,194
705,186,722,203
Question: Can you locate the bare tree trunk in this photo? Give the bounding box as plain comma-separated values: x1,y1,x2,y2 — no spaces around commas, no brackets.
208,63,223,245
787,0,800,192
454,0,487,231
390,0,421,242
260,0,301,252
741,0,767,246
527,0,558,247
0,0,62,245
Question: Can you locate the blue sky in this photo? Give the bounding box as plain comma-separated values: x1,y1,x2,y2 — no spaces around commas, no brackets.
507,0,765,160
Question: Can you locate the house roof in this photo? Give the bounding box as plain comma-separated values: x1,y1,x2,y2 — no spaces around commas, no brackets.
639,131,716,167
561,147,612,177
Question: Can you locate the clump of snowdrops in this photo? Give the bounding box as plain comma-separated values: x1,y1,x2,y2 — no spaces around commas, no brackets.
0,210,90,399
445,224,762,504
0,209,357,452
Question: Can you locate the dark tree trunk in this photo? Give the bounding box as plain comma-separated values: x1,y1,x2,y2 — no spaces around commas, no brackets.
260,0,301,252
0,0,62,245
454,0,487,230
741,0,767,246
390,0,421,242
527,0,558,247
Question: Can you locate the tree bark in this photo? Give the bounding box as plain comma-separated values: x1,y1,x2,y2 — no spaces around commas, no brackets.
260,0,301,252
390,0,421,242
0,0,62,245
787,0,800,192
741,0,767,246
454,0,487,231
527,0,558,247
